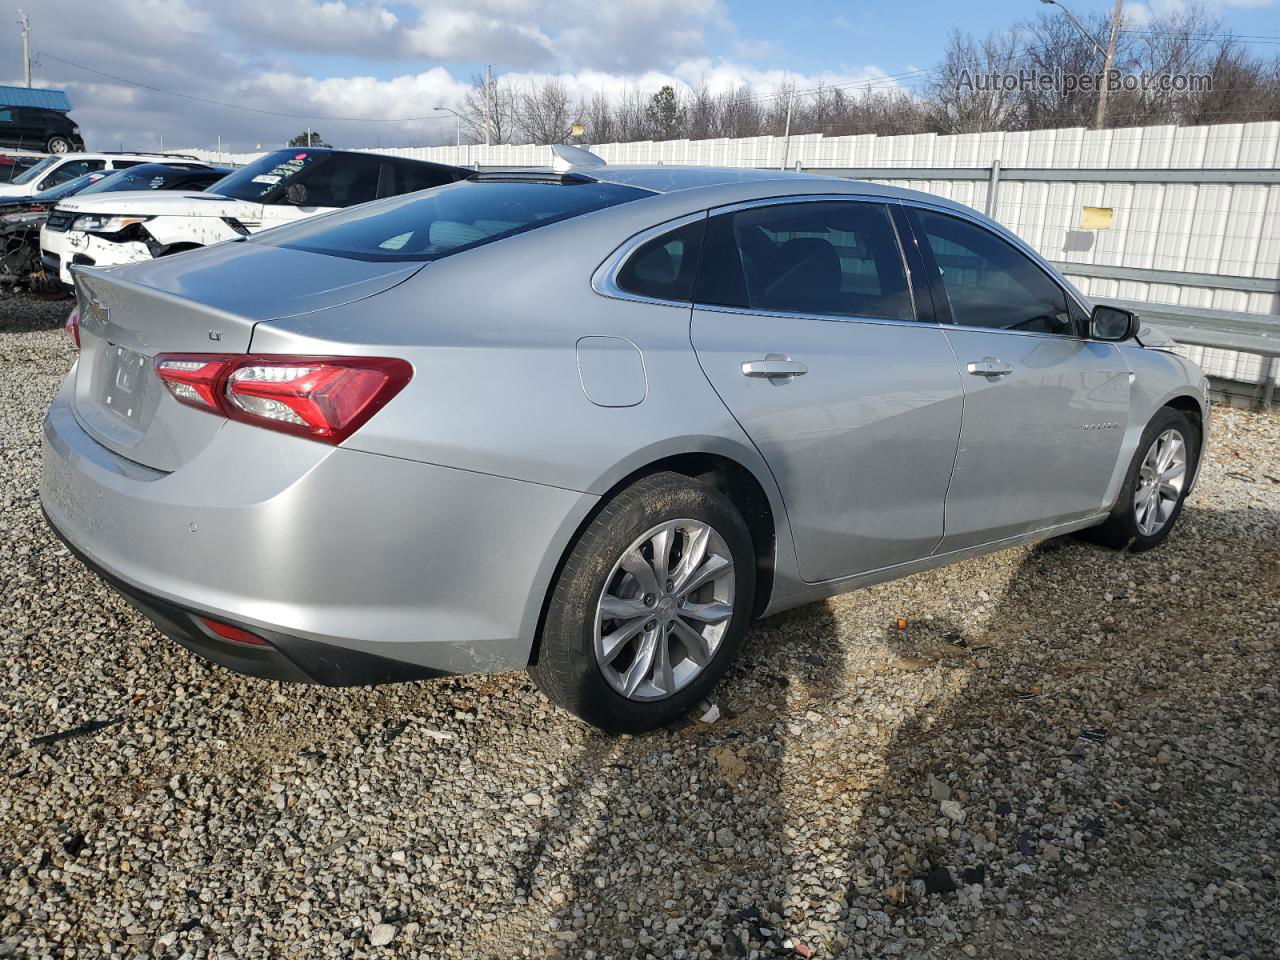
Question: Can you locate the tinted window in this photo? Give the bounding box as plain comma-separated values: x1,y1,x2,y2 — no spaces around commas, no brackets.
45,159,105,187
294,153,382,207
259,179,653,262
616,219,706,302
387,160,460,196
0,110,11,123
916,210,1072,335
207,150,335,202
695,201,912,321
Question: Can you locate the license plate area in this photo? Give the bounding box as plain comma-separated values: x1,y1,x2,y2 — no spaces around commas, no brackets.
101,343,151,427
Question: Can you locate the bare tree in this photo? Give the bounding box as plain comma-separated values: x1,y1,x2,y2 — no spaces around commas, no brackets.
925,29,1024,134
460,72,519,144
613,87,652,142
580,90,616,144
717,85,763,138
516,77,575,144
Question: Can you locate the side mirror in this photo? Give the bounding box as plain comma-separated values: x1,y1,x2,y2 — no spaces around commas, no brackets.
285,182,308,205
1089,304,1139,342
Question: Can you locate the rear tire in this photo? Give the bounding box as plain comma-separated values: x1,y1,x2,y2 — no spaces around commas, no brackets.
1081,407,1199,552
530,472,755,733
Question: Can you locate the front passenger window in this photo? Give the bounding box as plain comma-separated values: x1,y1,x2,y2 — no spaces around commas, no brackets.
915,210,1073,335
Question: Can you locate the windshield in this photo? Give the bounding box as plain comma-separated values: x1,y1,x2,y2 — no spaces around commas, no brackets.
12,155,61,185
33,172,104,202
257,179,653,262
77,164,194,196
205,150,330,202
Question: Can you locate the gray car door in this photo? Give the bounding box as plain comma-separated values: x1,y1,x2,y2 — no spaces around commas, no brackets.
690,198,963,584
905,206,1130,552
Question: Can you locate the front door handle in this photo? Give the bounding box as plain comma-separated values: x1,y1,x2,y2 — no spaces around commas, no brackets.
742,356,808,380
966,357,1014,378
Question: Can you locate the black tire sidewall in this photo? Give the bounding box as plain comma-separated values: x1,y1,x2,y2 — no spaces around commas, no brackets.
47,137,70,154
533,473,755,733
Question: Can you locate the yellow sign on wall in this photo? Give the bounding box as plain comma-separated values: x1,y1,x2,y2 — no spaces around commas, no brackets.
1080,206,1114,229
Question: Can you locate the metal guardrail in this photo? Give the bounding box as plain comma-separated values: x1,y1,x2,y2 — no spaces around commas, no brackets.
810,162,1280,406
1099,298,1279,407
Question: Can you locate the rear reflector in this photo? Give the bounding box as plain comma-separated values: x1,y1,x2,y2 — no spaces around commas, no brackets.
197,616,269,647
65,306,79,349
154,354,412,445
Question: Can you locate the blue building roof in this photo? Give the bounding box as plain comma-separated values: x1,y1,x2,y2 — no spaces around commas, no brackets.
0,86,72,112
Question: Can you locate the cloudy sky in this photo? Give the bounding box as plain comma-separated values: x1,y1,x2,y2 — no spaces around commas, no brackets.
2,0,1277,152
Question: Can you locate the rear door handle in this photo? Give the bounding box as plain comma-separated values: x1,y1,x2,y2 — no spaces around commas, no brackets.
966,357,1013,378
742,357,808,380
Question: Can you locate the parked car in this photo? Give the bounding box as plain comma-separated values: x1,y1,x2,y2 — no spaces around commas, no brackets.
0,152,45,182
41,148,469,286
1,164,228,285
0,151,205,199
0,105,83,154
40,160,1209,732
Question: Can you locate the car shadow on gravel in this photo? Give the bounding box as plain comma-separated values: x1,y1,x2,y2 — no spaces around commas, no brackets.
526,503,1279,958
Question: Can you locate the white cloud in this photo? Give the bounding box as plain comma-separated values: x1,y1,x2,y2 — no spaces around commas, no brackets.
1,0,895,151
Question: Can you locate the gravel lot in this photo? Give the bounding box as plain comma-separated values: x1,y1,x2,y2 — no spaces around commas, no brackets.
1,290,1277,959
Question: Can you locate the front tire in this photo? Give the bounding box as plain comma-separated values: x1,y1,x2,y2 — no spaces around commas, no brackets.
46,136,71,154
1082,407,1200,551
530,472,755,733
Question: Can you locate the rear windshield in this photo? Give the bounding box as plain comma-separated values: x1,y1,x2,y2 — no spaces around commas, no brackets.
256,179,654,262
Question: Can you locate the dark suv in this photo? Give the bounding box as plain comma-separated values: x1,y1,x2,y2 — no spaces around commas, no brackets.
0,106,84,154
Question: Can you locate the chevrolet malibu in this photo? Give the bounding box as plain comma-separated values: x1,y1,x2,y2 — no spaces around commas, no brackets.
41,161,1208,732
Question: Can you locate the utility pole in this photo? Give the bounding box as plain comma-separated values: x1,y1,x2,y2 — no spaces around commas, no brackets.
779,82,795,171
484,65,493,146
1093,0,1123,130
18,10,31,87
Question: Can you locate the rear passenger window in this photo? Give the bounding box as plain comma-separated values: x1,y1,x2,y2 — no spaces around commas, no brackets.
616,219,706,302
294,154,383,207
695,201,912,321
387,160,460,197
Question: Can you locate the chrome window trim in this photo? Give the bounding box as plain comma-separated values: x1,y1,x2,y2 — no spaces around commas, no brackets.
694,302,943,330
591,211,709,308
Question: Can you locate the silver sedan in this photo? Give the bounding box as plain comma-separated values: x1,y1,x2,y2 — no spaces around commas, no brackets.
41,160,1209,732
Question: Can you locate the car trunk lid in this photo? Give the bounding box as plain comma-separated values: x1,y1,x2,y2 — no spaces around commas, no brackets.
71,246,421,472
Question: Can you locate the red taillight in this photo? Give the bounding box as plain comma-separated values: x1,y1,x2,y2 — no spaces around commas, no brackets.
197,616,269,646
65,306,79,349
154,354,412,445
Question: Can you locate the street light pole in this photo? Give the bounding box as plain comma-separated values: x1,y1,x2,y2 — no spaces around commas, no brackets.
1094,0,1124,130
18,10,31,87
433,106,462,148
1039,0,1121,129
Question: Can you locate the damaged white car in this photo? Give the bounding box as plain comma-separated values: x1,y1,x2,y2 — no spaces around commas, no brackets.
40,147,467,285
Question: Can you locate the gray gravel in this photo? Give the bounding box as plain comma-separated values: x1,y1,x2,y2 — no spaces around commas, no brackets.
2,288,1277,959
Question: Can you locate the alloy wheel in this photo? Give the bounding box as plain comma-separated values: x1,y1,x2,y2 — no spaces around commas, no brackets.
594,518,736,702
1134,428,1187,537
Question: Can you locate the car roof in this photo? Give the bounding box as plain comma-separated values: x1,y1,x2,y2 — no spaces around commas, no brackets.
587,165,839,194
567,164,980,221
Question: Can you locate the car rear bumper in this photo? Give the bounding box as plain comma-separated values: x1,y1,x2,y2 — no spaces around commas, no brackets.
44,507,446,685
40,373,595,683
